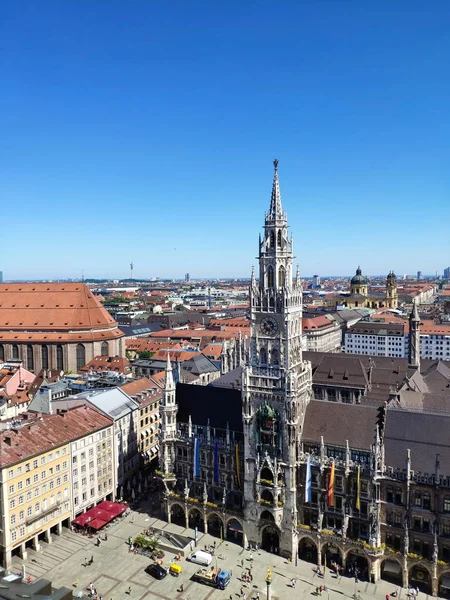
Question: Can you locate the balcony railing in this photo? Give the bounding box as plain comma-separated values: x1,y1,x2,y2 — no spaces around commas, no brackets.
26,501,62,526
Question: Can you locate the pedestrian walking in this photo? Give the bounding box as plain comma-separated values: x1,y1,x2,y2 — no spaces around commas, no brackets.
90,555,94,564
256,592,260,600
250,552,253,562
291,578,297,588
73,579,79,587
127,586,131,595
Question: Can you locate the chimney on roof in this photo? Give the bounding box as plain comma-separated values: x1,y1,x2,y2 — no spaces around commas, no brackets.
4,434,12,446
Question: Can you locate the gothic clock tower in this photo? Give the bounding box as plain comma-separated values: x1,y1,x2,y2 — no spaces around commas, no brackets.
242,159,312,557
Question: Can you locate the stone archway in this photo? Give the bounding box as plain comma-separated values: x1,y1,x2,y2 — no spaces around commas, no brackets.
409,564,432,594
298,536,318,564
322,541,344,568
261,524,280,554
439,571,450,598
261,488,274,505
206,512,224,538
170,503,185,526
188,506,204,532
345,549,370,581
260,467,274,484
226,517,245,546
380,557,403,586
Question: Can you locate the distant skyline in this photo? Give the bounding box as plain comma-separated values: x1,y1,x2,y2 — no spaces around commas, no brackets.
2,1,450,280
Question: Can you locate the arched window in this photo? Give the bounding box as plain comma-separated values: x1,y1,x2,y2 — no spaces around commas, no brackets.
27,345,34,371
269,297,275,308
41,345,49,370
260,348,267,365
0,344,4,362
56,345,64,371
270,231,275,248
101,341,109,357
272,349,279,366
12,344,19,359
267,266,274,288
277,230,282,247
278,266,285,287
76,344,86,371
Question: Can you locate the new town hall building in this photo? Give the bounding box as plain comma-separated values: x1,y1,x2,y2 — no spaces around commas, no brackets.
158,161,450,597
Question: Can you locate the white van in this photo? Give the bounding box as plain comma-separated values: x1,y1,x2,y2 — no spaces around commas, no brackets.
188,550,213,566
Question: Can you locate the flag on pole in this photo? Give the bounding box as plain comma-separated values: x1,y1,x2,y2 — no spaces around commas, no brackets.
193,437,200,478
213,440,219,484
305,456,312,503
235,444,241,487
356,466,361,510
327,461,335,507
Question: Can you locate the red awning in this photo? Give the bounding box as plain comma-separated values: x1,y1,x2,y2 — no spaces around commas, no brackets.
72,513,94,527
105,503,127,517
96,501,116,512
87,518,108,530
72,502,127,527
87,507,114,522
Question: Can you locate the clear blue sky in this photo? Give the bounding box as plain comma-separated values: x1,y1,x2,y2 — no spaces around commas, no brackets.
2,1,450,280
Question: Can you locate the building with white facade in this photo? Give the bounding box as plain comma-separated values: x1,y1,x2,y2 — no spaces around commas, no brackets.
70,415,115,517
53,388,140,498
302,315,342,352
344,312,450,362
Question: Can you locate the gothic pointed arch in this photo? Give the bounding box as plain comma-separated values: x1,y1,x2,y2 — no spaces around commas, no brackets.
76,344,86,371
56,344,64,371
267,266,274,288
41,345,49,370
277,229,282,247
270,230,275,248
278,266,285,287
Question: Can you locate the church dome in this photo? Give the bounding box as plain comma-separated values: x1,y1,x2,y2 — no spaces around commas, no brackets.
351,266,367,286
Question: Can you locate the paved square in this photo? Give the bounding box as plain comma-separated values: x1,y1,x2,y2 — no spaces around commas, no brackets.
11,498,437,600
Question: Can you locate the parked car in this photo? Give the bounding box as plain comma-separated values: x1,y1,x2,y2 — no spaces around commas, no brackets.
145,563,167,580
188,550,213,566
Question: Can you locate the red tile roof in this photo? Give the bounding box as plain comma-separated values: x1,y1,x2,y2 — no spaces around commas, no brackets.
80,355,131,374
0,283,123,343
0,406,113,467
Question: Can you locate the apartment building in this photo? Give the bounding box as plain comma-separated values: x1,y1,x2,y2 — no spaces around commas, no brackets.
0,406,111,569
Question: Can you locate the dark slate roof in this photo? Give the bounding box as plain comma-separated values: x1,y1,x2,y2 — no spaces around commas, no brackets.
209,366,243,389
384,408,450,476
182,354,219,375
119,323,164,336
348,322,405,336
176,382,242,432
302,400,378,450
304,352,369,389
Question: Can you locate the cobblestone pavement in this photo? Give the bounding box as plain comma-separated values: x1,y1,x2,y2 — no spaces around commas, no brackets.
11,502,436,600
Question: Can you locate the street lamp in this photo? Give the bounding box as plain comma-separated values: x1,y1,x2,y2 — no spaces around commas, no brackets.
266,567,272,600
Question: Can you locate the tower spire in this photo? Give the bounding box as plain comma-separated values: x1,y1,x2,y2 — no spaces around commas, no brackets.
269,159,283,219
165,352,175,391
408,300,421,369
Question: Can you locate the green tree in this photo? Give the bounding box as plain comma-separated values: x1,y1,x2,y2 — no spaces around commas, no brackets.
138,350,154,360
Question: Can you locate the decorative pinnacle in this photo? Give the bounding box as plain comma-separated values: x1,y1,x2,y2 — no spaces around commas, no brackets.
269,159,283,218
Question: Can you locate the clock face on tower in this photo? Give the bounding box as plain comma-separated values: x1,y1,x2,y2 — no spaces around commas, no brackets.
260,317,279,337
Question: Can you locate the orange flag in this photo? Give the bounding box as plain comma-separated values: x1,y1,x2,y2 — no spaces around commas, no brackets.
328,462,335,507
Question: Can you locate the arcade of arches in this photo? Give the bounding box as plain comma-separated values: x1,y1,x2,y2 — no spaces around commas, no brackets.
166,502,445,595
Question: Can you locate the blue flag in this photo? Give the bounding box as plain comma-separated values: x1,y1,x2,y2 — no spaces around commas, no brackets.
213,441,219,484
193,437,200,478
305,455,312,503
